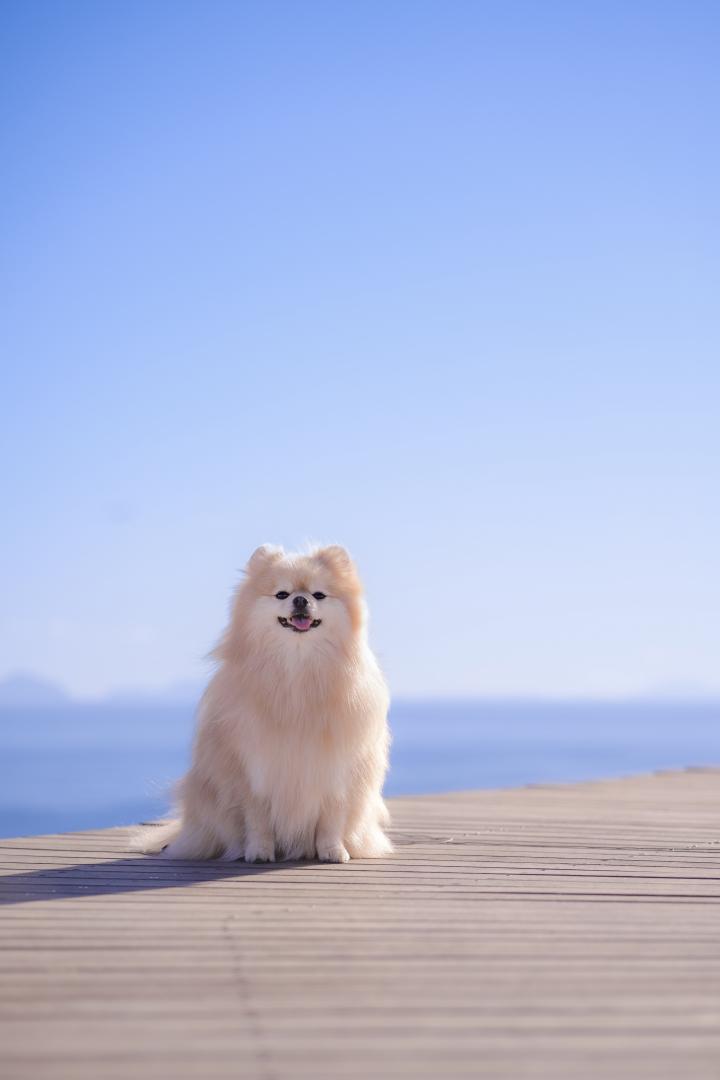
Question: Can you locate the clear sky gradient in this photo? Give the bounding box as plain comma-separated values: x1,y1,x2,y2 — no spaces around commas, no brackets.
2,1,718,699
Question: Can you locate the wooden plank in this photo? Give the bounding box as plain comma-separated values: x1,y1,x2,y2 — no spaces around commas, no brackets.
1,768,719,1079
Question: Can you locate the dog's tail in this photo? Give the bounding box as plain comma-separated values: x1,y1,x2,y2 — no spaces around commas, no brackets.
129,819,181,855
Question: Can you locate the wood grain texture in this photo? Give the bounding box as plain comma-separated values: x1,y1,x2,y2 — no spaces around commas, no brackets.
1,769,719,1079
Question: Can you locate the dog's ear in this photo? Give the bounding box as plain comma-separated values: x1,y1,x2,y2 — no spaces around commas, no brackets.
246,544,284,574
316,545,354,571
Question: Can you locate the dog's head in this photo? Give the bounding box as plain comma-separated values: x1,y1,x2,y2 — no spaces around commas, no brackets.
219,545,366,661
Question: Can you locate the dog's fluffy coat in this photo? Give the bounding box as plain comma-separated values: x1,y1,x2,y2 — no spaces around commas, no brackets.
133,544,392,863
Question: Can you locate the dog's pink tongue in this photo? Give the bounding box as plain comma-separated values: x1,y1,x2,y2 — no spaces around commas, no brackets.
292,616,312,630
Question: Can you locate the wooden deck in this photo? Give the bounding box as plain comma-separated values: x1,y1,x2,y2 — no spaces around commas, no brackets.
1,769,719,1080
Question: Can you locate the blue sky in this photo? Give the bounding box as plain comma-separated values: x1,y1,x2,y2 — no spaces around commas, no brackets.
2,1,718,700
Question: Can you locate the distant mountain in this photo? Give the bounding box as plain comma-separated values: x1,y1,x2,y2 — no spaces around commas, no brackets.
103,679,205,706
0,672,205,708
0,672,71,706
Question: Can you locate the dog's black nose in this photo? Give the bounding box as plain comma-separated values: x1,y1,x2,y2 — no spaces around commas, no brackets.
293,595,308,609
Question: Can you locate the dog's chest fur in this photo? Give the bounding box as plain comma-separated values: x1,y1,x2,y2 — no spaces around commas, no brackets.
242,719,351,835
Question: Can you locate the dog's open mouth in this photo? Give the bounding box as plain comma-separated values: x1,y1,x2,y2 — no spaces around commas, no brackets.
278,616,322,633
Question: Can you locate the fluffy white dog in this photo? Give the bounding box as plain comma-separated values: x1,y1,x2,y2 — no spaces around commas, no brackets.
134,544,392,863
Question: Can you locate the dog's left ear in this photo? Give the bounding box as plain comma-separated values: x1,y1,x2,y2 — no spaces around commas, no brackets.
316,545,354,571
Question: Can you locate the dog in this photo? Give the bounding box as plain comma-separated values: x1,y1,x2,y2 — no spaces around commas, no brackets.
133,544,392,863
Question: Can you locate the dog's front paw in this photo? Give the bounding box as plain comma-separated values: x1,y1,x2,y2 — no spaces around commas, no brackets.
244,840,275,863
317,842,350,864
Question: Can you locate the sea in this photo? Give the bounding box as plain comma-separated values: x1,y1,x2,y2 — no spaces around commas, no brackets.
1,700,718,839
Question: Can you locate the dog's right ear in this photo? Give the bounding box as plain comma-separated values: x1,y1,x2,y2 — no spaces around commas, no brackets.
246,544,284,574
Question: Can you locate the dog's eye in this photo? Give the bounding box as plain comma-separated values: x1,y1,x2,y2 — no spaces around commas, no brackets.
312,592,326,601
275,591,289,600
